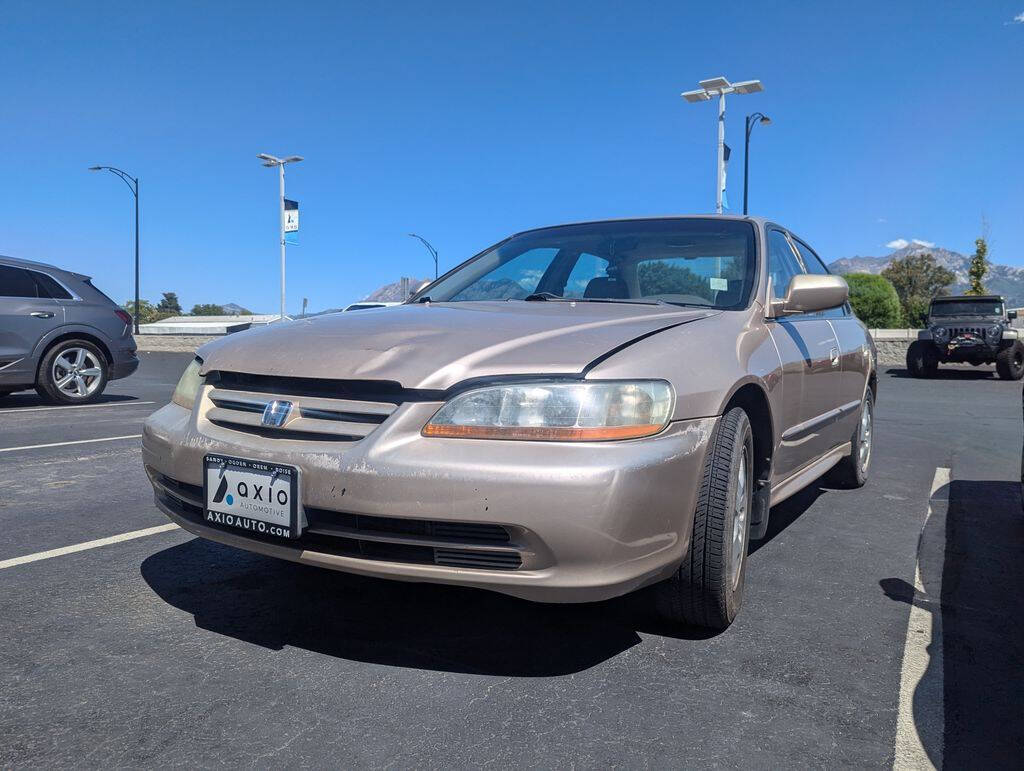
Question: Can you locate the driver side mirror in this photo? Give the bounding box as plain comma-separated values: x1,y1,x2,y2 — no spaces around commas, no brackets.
769,274,849,317
1009,310,1018,320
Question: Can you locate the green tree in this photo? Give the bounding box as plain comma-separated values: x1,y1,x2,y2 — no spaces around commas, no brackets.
190,303,226,316
881,252,955,328
156,291,182,314
844,273,902,328
965,237,988,295
636,261,709,300
123,299,159,324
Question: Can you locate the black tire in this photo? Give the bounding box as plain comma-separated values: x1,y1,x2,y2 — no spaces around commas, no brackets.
653,407,753,630
35,339,109,405
996,342,1024,380
828,386,874,489
906,340,939,378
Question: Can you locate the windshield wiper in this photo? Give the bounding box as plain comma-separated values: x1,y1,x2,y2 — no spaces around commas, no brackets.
522,292,562,301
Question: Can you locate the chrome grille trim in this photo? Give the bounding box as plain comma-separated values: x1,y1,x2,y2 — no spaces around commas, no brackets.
205,386,397,441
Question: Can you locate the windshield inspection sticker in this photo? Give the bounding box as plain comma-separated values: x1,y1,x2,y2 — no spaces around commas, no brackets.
710,277,728,291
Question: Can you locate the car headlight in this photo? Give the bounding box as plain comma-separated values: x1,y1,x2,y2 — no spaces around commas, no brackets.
931,326,949,341
171,357,204,409
987,325,1002,342
423,380,674,441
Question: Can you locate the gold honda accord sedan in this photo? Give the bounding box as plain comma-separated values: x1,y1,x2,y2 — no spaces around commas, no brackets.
143,216,875,629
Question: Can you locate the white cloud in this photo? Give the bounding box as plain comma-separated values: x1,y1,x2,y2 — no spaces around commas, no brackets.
876,217,887,224
911,238,935,248
886,238,909,249
1012,11,1024,23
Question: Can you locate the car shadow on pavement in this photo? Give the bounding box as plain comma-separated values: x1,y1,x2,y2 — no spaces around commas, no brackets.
141,538,716,677
885,366,996,380
880,479,1024,768
748,482,826,555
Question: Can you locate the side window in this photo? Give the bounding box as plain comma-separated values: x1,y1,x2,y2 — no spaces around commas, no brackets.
793,239,830,275
30,271,73,300
562,253,610,298
767,230,803,300
0,266,42,298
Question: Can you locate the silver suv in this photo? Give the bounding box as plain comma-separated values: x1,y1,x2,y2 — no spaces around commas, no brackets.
0,255,139,403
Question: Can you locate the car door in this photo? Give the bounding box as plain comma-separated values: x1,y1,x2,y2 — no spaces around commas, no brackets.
763,229,843,478
0,265,65,385
791,237,868,438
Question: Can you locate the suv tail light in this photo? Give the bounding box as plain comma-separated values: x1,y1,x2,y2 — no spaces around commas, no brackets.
115,309,133,327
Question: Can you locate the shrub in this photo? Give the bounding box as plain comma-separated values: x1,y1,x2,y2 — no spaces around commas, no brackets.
844,273,903,328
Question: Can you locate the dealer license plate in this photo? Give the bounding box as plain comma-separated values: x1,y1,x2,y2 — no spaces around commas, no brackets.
203,455,300,539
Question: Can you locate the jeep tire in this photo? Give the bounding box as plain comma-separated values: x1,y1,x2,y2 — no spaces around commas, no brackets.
996,341,1024,380
907,340,939,378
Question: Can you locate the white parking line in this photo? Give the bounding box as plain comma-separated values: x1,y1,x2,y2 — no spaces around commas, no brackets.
893,466,949,771
0,400,155,414
0,434,142,454
0,523,180,570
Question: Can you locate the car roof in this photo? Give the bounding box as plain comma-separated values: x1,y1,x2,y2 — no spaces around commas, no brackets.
0,254,87,281
933,295,1004,302
508,214,768,239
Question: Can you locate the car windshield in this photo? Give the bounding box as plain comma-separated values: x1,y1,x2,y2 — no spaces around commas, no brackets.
931,300,1004,317
415,219,758,310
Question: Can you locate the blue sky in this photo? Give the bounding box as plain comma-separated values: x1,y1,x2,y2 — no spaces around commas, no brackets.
2,1,1022,313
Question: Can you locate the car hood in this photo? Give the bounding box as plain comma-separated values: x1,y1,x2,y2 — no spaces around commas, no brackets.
197,301,717,390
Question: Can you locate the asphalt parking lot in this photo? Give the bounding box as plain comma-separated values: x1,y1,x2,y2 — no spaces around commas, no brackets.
1,353,1022,768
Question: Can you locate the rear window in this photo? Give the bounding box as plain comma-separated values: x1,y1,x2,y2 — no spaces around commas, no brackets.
30,271,73,300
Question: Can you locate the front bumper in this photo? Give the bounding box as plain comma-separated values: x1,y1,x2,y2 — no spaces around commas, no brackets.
142,398,716,603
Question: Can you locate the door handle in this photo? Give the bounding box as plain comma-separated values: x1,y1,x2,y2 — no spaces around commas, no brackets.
830,347,840,367
30,312,55,319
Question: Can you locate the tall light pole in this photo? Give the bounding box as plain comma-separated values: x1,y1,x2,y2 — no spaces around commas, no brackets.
681,76,763,213
257,153,303,321
743,113,771,215
88,165,140,333
407,233,439,279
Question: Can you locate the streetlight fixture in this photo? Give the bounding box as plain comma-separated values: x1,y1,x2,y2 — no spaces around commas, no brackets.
257,153,304,321
743,113,771,215
407,233,439,280
88,165,140,333
681,76,764,213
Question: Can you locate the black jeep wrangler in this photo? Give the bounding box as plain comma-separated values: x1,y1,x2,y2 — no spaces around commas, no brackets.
907,295,1023,379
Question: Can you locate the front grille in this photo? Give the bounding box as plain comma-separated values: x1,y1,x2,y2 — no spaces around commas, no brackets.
946,326,987,338
151,472,522,571
203,380,398,442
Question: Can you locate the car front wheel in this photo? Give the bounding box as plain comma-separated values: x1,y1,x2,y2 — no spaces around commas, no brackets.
906,340,939,378
654,407,753,630
996,341,1024,380
36,340,109,404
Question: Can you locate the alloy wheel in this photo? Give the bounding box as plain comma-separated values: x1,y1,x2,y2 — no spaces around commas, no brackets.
730,448,751,591
51,348,103,399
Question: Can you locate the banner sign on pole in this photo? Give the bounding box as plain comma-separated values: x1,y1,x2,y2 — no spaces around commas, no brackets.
284,199,299,244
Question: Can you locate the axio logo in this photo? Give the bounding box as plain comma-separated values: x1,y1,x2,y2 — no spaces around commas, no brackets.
212,476,235,505
261,400,293,428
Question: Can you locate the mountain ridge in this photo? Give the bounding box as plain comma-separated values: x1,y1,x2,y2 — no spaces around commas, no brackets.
828,244,1024,306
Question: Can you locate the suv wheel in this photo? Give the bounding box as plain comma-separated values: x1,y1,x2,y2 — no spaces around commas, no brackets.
906,340,939,378
996,342,1024,380
653,407,753,630
828,386,874,488
36,340,109,404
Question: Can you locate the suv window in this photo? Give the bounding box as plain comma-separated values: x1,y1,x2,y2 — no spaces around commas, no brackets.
0,266,43,298
767,230,803,300
30,271,74,300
